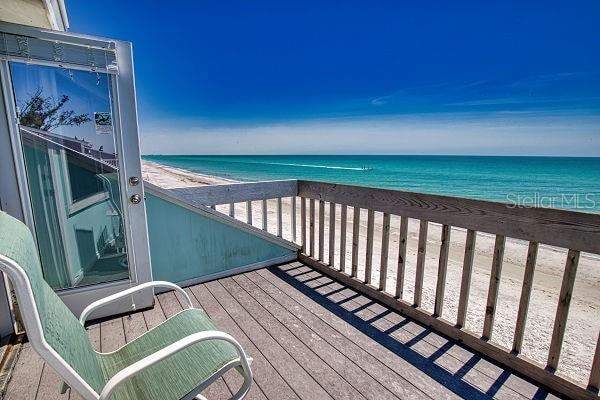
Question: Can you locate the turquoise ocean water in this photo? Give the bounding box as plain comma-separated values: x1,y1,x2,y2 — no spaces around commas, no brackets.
143,155,600,213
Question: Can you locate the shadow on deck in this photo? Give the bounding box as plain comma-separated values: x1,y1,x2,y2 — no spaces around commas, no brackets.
5,261,564,400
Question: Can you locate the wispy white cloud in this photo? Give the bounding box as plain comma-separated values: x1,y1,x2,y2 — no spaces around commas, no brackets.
368,81,463,106
368,73,595,109
505,71,582,88
370,96,391,106
369,89,411,106
446,95,600,107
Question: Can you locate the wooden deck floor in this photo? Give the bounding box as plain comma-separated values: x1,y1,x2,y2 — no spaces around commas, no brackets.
4,261,564,400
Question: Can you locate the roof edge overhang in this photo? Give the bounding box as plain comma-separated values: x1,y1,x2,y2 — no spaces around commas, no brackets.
43,0,70,31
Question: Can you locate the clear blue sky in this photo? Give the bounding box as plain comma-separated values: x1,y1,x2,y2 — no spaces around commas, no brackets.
68,1,600,156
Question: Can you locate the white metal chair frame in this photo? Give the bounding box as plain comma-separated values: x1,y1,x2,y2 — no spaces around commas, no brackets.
0,254,253,400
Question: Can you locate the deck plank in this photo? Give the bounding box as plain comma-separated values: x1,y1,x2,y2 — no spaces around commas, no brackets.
68,390,85,400
184,287,268,400
87,322,101,351
122,311,148,343
4,344,44,400
173,287,193,310
188,286,295,400
244,270,436,400
233,273,405,400
221,276,368,400
259,265,492,400
157,291,183,319
158,289,232,399
100,318,126,353
35,363,69,400
142,297,167,330
205,279,334,400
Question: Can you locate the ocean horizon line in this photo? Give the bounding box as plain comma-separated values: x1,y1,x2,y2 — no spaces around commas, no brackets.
143,154,600,159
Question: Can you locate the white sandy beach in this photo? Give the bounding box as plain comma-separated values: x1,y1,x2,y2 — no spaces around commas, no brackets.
142,159,600,385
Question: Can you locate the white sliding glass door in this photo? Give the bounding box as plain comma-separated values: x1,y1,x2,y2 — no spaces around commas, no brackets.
0,22,153,317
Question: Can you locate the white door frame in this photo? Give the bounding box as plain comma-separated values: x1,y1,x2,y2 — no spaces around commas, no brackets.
0,22,153,318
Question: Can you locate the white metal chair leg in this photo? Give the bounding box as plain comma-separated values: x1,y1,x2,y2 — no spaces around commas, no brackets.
193,357,253,400
235,357,253,374
229,362,253,400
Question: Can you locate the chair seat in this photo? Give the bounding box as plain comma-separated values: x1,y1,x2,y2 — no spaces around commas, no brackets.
99,308,239,400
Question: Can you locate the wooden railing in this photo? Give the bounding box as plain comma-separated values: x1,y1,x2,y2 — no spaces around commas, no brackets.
166,180,299,244
101,158,119,169
297,180,600,400
166,179,600,400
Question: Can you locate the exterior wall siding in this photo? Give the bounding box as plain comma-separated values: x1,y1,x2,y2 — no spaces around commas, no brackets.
145,193,296,284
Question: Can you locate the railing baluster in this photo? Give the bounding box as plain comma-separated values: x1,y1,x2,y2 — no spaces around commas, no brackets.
512,241,539,353
379,213,391,291
395,216,408,299
547,249,580,370
277,197,283,237
414,220,428,307
456,229,476,328
309,199,315,257
229,203,235,218
339,205,347,272
434,224,451,317
589,332,600,391
482,235,506,340
351,206,360,278
291,196,297,242
318,200,325,261
246,201,253,225
262,199,268,230
328,202,336,266
364,209,375,284
300,197,307,252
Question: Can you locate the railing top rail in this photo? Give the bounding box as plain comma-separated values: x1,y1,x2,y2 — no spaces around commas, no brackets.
297,180,600,254
165,179,298,206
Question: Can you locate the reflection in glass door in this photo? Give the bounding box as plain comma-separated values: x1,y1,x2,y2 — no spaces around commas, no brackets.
9,62,129,290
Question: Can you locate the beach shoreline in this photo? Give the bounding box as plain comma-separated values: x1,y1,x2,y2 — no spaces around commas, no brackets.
141,159,600,385
142,160,238,188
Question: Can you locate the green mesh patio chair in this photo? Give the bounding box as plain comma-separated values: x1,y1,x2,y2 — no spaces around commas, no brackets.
0,212,253,400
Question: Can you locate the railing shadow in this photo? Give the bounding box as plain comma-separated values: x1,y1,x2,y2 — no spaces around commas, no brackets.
269,261,560,400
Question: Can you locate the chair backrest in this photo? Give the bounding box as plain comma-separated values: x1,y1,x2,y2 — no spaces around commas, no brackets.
0,212,105,393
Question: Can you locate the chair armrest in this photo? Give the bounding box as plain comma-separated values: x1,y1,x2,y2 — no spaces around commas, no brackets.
98,330,253,400
79,281,193,325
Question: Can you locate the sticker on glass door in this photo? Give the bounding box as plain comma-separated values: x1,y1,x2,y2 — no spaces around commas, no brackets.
94,111,113,135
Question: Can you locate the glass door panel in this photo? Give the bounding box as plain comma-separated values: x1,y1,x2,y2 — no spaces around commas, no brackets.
9,62,129,290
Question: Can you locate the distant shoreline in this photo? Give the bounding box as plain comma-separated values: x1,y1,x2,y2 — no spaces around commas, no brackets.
141,160,237,188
